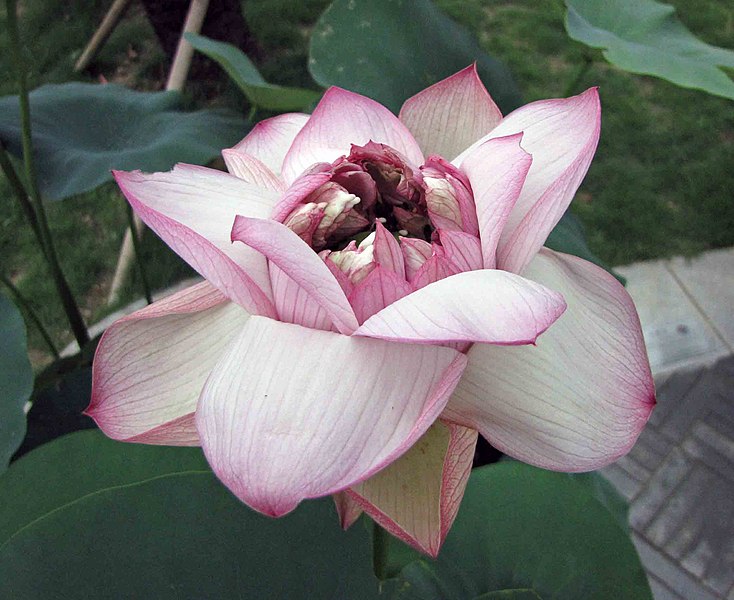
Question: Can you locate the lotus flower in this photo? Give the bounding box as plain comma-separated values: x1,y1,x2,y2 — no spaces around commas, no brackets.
87,66,655,556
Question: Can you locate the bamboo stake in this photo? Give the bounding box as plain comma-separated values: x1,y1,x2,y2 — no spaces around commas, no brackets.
107,0,210,305
74,0,134,72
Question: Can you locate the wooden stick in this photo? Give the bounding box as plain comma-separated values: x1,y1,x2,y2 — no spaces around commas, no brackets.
107,0,210,305
166,0,210,92
74,0,133,72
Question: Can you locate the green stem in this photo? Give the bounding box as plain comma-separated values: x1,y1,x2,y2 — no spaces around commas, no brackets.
124,201,152,305
6,0,89,349
372,520,389,582
564,55,593,98
0,273,60,359
0,144,43,246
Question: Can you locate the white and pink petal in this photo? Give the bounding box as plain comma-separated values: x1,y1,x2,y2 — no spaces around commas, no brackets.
222,149,286,193
356,269,566,345
455,88,601,274
87,281,250,445
114,165,278,316
347,421,477,557
231,216,359,334
399,64,502,160
459,133,532,268
282,87,424,184
231,113,309,175
444,249,655,471
195,316,467,517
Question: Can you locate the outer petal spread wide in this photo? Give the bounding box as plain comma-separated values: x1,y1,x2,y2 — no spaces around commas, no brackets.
355,269,566,344
445,249,655,471
87,282,250,445
455,88,601,274
196,316,467,517
231,216,359,334
281,87,425,184
399,64,502,160
347,421,477,557
114,165,278,317
231,112,309,175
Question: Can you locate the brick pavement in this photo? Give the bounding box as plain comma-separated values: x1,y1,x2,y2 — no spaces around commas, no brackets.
603,356,734,599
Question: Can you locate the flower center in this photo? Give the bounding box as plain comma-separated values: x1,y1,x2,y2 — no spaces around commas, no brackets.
282,142,433,252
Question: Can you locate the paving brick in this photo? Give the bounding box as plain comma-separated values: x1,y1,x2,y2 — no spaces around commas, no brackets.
601,462,642,501
650,367,704,429
615,260,728,374
648,574,686,600
638,425,675,461
684,424,734,483
679,488,734,595
630,433,669,473
661,369,723,442
645,465,716,550
633,534,719,600
616,453,651,482
667,248,734,350
630,448,692,530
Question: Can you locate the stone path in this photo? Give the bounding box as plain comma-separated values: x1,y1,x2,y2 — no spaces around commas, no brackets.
602,248,734,599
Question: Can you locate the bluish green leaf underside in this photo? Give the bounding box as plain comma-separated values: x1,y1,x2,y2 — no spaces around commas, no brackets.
186,33,321,111
565,0,734,100
0,83,249,200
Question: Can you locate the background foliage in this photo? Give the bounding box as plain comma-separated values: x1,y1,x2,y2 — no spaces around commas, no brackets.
0,0,731,366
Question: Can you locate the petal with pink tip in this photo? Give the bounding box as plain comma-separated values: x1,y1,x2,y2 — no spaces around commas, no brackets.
438,230,483,272
114,166,277,317
231,216,359,334
399,64,502,160
87,281,250,445
444,249,656,471
222,149,286,193
232,113,309,174
196,316,467,517
410,252,461,291
401,237,433,280
347,421,477,557
348,266,412,324
373,221,406,279
333,493,363,529
269,262,333,331
357,269,566,344
270,165,333,222
460,134,532,268
455,89,601,274
281,87,424,184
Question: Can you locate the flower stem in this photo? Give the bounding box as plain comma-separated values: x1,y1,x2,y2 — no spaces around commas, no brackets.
0,272,60,359
5,0,89,349
0,144,43,245
124,200,153,305
372,520,389,582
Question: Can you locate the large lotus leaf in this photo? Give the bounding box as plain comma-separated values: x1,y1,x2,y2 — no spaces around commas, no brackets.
565,0,734,100
0,83,249,200
0,431,649,598
0,293,32,472
389,462,652,600
309,0,522,115
0,430,385,599
186,33,321,111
